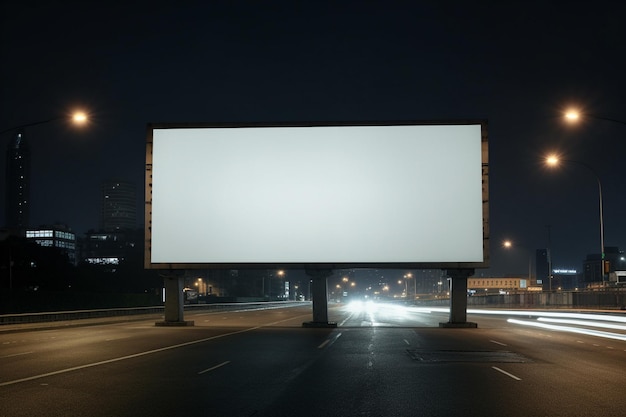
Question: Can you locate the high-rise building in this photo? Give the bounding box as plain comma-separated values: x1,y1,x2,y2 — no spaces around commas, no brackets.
5,130,31,231
101,180,136,231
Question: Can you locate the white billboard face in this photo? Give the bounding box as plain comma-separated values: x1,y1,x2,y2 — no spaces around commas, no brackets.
146,122,488,269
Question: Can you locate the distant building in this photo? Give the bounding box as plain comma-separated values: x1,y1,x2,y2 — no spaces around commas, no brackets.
5,130,31,231
415,269,448,295
467,277,530,295
25,224,77,265
582,246,624,285
535,249,550,290
101,180,136,231
551,268,580,290
81,229,141,268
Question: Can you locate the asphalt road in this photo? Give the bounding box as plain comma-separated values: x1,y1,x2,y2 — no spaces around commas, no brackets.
1,302,625,417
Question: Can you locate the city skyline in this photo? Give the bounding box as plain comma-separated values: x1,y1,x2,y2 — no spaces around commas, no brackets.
3,128,141,233
1,1,625,277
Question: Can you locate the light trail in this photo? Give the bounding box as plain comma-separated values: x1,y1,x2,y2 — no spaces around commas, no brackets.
537,317,626,331
507,318,626,342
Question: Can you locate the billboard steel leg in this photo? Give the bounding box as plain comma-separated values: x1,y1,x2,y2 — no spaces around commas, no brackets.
303,269,337,328
439,269,477,328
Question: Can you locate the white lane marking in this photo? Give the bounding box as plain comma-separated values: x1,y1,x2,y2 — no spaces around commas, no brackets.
198,361,231,375
318,332,342,349
339,313,353,327
318,340,330,349
492,366,522,381
403,339,410,346
0,313,311,387
489,340,507,346
0,351,34,359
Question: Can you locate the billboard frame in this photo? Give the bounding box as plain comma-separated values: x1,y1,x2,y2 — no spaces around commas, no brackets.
144,120,489,270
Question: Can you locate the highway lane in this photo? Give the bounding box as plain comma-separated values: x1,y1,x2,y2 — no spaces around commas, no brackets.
1,302,625,416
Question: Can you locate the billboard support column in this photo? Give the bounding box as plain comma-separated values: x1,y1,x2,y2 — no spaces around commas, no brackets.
303,269,337,328
439,269,477,328
156,271,194,327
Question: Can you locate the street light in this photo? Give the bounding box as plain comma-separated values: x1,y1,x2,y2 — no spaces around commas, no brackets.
195,278,206,297
277,270,286,299
545,155,606,285
403,272,414,299
563,109,626,126
0,110,89,136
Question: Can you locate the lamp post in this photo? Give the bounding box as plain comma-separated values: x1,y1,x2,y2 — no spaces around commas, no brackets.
545,155,606,285
277,270,285,300
0,111,88,136
564,110,626,126
403,272,414,300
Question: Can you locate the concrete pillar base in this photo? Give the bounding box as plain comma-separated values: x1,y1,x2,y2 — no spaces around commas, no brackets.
156,271,189,327
155,320,195,327
439,321,477,328
302,321,337,328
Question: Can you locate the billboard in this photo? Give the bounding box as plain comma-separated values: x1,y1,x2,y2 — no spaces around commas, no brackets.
145,121,489,269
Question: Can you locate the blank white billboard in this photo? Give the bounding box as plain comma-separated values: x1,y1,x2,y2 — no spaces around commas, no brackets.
146,122,488,269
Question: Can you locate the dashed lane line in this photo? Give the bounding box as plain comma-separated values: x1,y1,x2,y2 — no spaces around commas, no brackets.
198,361,231,375
492,366,522,381
0,314,310,387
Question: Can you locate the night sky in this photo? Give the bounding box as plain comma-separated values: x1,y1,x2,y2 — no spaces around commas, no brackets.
1,1,625,277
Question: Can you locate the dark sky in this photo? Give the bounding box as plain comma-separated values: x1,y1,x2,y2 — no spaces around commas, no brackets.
1,1,625,277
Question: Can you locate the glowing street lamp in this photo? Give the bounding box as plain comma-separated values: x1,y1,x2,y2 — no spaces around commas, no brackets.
195,278,206,297
403,272,415,299
72,111,88,125
545,154,606,285
564,110,580,122
0,110,89,136
563,109,626,126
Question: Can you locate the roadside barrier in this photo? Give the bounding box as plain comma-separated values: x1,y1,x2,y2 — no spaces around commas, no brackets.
0,301,307,325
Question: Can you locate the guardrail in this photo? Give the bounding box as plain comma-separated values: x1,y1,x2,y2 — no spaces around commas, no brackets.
0,301,308,326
